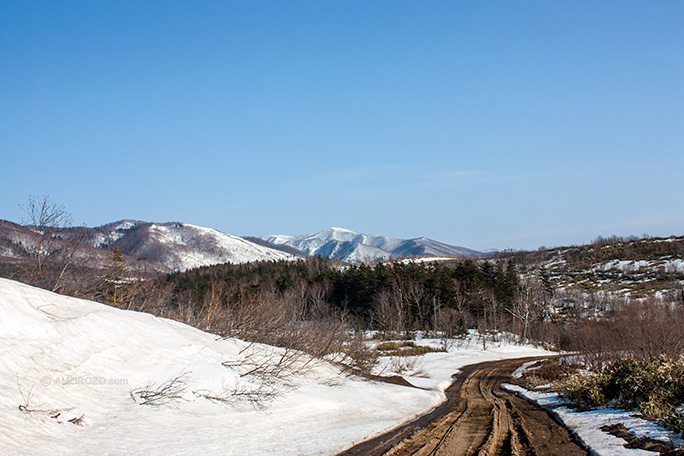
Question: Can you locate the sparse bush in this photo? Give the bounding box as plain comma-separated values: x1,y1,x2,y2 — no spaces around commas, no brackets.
336,332,379,377
387,356,426,376
518,359,581,390
559,372,607,406
532,360,581,382
558,356,684,436
130,371,190,406
17,382,82,425
522,374,553,389
560,297,684,370
375,341,444,357
193,380,279,411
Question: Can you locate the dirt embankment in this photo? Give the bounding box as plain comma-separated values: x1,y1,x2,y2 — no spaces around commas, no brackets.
339,357,589,456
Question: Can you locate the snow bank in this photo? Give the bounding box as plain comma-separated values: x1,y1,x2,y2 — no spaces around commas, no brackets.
0,278,440,455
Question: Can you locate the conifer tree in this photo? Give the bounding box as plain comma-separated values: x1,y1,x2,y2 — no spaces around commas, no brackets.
104,246,127,306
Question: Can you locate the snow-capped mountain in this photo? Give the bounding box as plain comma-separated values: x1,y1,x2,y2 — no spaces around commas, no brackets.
84,221,297,271
1,220,482,271
0,219,298,273
262,227,485,263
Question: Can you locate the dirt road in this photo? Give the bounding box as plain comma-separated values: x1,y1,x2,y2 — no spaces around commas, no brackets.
339,357,589,456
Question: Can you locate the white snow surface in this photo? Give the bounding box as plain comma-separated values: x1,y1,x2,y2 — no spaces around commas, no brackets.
595,258,684,274
393,257,455,265
149,223,294,271
1,278,438,455
1,279,553,456
501,384,683,456
91,220,142,248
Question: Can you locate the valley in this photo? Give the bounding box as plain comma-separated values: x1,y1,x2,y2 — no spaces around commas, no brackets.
1,216,682,455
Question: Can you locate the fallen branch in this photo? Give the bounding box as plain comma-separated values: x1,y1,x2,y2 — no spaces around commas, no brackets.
130,370,190,406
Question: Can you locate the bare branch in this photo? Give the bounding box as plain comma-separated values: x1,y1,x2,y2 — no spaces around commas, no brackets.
130,371,190,406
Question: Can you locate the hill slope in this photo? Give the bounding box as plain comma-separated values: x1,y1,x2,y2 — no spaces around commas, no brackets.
91,221,297,271
0,277,444,455
0,219,297,273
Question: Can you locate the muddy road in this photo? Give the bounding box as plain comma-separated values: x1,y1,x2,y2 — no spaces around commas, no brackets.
340,357,588,456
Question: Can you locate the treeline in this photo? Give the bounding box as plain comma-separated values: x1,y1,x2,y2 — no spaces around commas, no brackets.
156,257,553,342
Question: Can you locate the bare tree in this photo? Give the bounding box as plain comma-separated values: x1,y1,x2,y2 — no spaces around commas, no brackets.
404,280,427,329
20,195,70,272
19,194,85,291
372,286,405,338
453,279,473,331
508,273,548,342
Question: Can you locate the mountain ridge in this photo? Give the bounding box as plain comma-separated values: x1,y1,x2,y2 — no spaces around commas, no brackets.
1,220,485,271
0,219,298,273
262,227,485,263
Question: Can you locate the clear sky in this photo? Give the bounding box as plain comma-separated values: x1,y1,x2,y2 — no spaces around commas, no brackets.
1,1,683,251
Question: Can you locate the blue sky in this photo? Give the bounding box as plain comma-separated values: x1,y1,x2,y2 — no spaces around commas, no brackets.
1,1,683,251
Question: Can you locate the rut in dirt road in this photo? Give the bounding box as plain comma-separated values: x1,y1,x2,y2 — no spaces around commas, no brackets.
340,357,589,456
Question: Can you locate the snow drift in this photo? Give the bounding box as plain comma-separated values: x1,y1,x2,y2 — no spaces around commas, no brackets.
0,278,442,455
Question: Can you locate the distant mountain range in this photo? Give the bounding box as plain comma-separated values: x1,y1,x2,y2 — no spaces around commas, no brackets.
0,220,485,273
262,227,486,263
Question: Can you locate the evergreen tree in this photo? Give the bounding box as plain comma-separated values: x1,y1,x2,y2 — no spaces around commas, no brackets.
104,246,128,306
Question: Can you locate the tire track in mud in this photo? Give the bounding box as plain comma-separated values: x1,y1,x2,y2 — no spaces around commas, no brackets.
339,357,589,456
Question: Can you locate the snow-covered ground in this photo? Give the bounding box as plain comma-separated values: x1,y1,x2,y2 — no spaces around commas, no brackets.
0,278,553,455
595,258,684,274
0,278,441,455
6,277,673,456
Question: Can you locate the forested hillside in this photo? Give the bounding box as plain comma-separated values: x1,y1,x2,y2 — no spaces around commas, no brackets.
163,256,526,335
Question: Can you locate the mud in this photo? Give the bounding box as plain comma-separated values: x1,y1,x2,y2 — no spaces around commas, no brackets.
339,357,589,456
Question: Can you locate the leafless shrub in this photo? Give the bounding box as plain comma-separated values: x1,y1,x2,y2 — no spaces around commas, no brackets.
18,383,62,417
434,307,466,341
214,286,375,376
338,331,379,377
17,381,80,424
107,278,176,315
123,272,377,383
205,344,308,409
234,345,304,385
130,371,190,406
562,296,684,370
193,380,279,411
610,297,684,360
386,356,427,377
